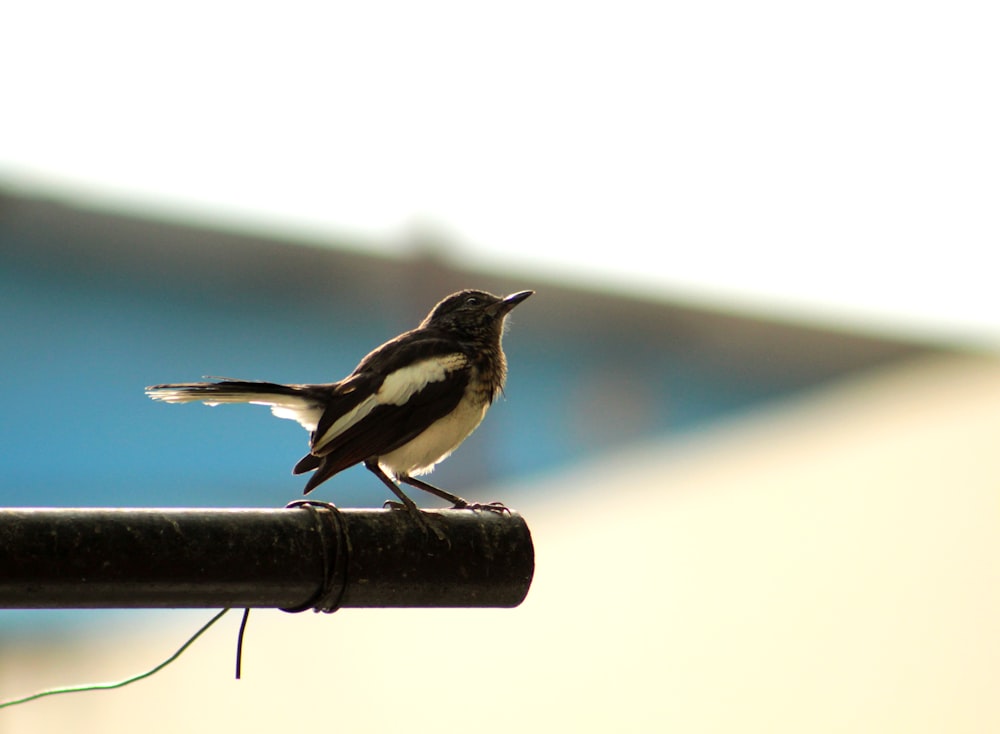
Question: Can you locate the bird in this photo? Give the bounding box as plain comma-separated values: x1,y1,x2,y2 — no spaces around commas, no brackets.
146,288,533,514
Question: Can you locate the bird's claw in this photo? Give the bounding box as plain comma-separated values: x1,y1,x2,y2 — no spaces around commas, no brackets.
382,500,448,542
452,500,511,515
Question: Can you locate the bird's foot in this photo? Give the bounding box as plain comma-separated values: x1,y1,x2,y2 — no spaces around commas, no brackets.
452,500,511,515
382,499,448,542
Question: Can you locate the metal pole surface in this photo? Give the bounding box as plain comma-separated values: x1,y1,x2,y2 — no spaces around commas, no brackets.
0,507,533,610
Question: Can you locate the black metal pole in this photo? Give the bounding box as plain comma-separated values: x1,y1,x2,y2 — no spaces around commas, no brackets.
0,507,534,610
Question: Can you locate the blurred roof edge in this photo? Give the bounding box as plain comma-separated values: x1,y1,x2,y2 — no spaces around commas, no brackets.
0,185,943,376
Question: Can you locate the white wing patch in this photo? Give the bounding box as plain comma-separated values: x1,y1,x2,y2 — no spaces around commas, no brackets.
377,353,468,405
312,395,380,449
312,353,468,452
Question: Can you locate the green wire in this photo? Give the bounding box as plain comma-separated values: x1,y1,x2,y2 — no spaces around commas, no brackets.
0,608,232,710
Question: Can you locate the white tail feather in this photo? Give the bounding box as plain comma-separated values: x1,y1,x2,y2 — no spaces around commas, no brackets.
146,385,323,432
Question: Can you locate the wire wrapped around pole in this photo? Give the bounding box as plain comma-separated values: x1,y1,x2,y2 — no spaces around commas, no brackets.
279,500,350,614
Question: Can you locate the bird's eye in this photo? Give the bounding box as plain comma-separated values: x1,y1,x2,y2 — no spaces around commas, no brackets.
465,296,480,306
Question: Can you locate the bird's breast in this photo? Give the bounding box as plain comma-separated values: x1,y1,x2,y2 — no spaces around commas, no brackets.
378,389,489,478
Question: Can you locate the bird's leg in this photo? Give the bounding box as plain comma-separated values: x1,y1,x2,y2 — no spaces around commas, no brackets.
364,461,447,540
400,475,510,515
397,474,468,506
364,460,421,513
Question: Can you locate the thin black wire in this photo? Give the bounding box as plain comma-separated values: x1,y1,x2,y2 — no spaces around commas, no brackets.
235,607,251,680
280,500,350,614
234,501,349,678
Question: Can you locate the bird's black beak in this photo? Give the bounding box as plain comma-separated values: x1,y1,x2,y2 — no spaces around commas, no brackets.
493,290,533,317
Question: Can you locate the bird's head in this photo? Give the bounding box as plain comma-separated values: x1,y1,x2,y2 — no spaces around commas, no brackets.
422,289,533,341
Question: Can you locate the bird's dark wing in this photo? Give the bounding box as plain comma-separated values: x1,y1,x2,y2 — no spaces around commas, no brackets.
297,372,470,492
295,334,473,492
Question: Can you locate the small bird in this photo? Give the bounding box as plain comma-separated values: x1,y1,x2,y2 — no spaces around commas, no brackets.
146,289,533,513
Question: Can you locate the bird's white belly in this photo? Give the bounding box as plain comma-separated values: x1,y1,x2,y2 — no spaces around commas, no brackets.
378,397,488,478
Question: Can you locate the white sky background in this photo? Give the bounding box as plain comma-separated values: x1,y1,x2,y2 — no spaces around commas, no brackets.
2,1,998,346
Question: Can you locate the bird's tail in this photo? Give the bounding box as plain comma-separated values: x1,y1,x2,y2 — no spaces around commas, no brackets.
145,379,323,431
